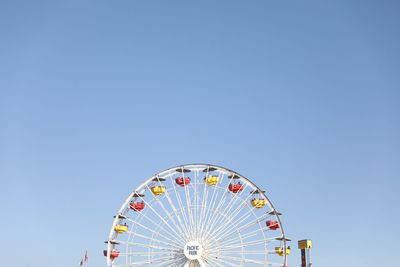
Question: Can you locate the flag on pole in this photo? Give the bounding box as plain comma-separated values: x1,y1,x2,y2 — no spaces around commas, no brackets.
79,251,88,266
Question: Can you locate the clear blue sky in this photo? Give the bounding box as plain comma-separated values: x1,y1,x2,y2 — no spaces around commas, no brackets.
1,0,399,266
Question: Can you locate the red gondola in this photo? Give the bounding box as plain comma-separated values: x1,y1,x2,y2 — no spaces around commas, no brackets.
266,220,280,230
103,250,120,260
175,177,191,186
130,201,145,212
228,183,244,193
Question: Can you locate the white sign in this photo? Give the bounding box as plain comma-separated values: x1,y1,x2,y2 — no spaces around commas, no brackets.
184,241,203,260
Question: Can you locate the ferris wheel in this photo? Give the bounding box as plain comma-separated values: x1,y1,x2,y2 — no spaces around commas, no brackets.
104,164,290,267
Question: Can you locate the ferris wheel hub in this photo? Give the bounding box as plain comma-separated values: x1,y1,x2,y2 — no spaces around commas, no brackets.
184,241,203,260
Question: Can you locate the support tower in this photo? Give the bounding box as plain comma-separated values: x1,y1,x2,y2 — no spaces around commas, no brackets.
298,239,312,267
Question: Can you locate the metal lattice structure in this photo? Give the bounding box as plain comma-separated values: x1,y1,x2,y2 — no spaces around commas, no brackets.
105,164,290,267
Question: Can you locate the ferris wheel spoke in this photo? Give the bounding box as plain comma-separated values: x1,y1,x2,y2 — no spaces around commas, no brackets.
207,197,264,245
144,255,176,263
211,207,262,243
169,174,194,240
124,250,175,256
125,218,180,247
205,212,245,253
202,182,248,241
148,187,189,242
197,172,225,239
267,262,289,267
193,170,201,240
112,264,138,267
123,240,179,251
203,183,251,241
208,219,247,255
197,168,211,238
202,180,231,226
111,262,179,267
148,210,194,250
209,255,241,267
163,181,191,238
218,234,257,249
204,258,220,267
180,169,196,240
125,253,175,261
152,257,186,267
204,205,250,245
210,248,273,258
236,213,267,232
215,211,274,247
205,257,225,267
146,252,185,261
237,226,265,240
213,194,276,248
217,227,265,248
199,184,230,241
215,187,255,227
201,191,228,240
197,258,206,267
137,196,187,245
125,230,182,249
112,253,176,265
203,198,248,242
122,255,175,266
125,213,183,247
143,184,188,242
220,237,271,249
215,254,266,265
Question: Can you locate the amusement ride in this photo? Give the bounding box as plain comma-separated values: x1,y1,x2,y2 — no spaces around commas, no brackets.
104,164,291,266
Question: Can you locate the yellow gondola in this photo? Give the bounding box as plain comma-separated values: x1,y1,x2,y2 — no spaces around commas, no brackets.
204,175,219,185
151,186,166,196
114,224,128,234
275,246,291,256
251,198,268,208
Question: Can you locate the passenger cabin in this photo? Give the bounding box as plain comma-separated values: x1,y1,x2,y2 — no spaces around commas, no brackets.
266,220,280,230
228,183,244,193
228,174,244,193
103,250,120,260
251,198,267,208
275,246,291,256
130,201,145,212
175,177,191,186
114,224,128,234
250,189,267,208
204,175,219,185
151,186,166,195
150,177,166,196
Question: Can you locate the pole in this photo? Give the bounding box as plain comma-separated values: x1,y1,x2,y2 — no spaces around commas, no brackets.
298,239,312,267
